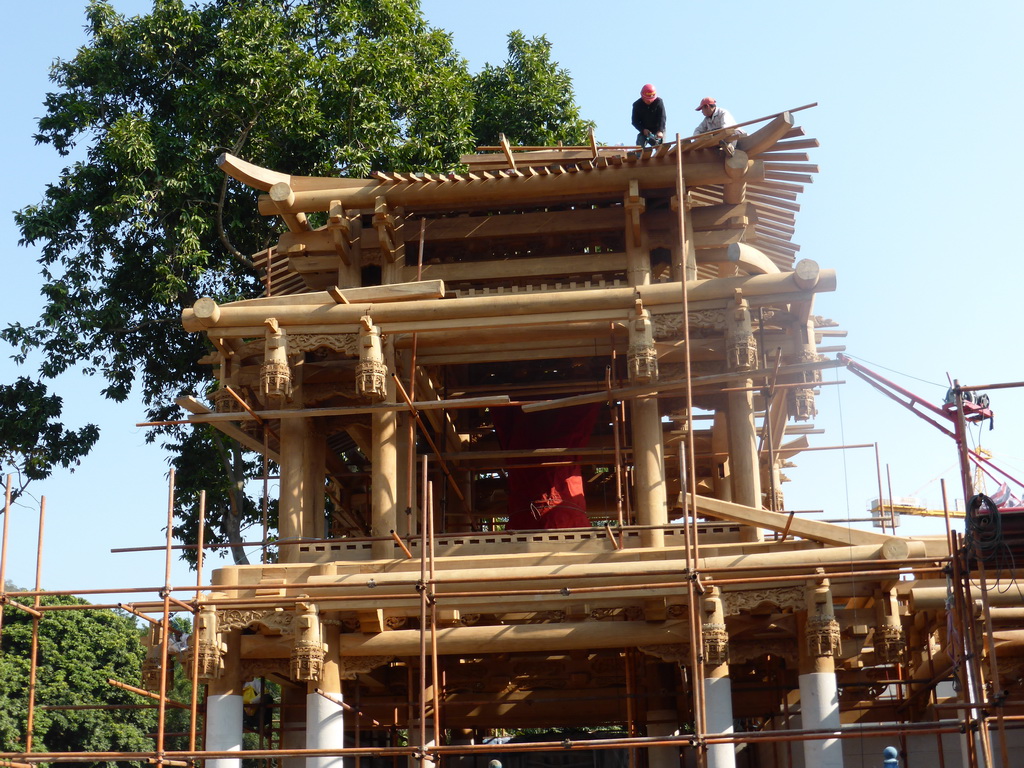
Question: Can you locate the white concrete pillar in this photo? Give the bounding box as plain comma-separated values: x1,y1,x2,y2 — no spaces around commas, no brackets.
306,691,344,768
799,574,843,768
704,677,736,768
408,718,436,768
206,693,243,768
798,672,842,768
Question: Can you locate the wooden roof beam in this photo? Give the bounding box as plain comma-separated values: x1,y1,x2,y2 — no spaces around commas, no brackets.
695,242,780,275
736,112,795,157
269,182,311,233
230,155,765,215
184,267,834,333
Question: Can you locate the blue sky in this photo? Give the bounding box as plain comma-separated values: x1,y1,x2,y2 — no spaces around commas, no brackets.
3,0,1023,598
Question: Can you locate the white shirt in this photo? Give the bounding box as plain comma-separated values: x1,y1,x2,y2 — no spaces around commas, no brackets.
694,107,744,136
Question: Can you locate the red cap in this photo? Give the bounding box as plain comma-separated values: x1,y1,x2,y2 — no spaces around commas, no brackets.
641,83,656,96
696,97,716,111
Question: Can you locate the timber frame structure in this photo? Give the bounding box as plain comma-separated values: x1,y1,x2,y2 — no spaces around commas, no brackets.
2,109,1024,768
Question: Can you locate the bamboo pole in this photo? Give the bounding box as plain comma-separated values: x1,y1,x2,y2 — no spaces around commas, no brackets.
0,475,12,641
155,469,175,762
107,679,191,710
189,490,206,752
417,456,430,768
24,497,46,752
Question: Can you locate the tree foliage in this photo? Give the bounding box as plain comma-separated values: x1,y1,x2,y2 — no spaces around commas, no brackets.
471,31,594,147
0,596,154,761
3,0,592,556
0,378,99,503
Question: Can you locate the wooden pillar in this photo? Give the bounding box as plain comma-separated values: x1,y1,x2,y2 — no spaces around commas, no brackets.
371,337,398,559
280,683,307,768
303,423,327,541
280,417,327,562
632,395,667,548
628,307,666,547
669,195,696,282
711,412,732,502
625,180,651,286
279,417,308,562
724,295,762,541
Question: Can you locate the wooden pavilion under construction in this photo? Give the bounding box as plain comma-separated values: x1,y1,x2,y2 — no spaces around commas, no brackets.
3,109,1023,768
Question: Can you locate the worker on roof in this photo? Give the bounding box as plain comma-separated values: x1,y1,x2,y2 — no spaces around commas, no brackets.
631,84,666,148
694,97,745,155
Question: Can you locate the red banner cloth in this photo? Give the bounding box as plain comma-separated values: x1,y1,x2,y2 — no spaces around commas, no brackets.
491,403,600,530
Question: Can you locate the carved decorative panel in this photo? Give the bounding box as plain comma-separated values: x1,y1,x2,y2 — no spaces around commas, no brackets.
219,608,295,634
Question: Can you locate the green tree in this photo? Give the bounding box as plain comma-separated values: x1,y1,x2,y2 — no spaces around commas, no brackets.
3,1,591,561
5,0,475,559
471,30,594,147
0,378,99,503
0,596,155,761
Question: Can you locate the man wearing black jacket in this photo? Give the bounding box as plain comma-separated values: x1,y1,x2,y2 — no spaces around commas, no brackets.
631,83,665,147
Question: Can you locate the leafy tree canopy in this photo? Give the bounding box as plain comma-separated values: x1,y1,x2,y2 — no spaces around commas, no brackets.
2,0,592,560
0,378,99,503
0,596,154,760
471,30,594,147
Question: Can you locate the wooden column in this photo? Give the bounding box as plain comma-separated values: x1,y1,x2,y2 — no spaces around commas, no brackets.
279,417,327,562
279,683,306,768
711,411,732,502
626,183,664,547
279,416,311,563
625,180,652,286
302,423,327,542
724,295,762,541
371,337,399,559
632,395,667,548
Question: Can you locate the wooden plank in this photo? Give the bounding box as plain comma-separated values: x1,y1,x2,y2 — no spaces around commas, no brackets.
747,193,801,213
755,220,796,238
757,152,810,162
761,138,820,152
695,495,894,547
763,162,819,174
499,133,517,171
754,179,804,194
400,252,626,283
747,185,800,201
764,171,815,184
753,231,801,253
180,395,513,425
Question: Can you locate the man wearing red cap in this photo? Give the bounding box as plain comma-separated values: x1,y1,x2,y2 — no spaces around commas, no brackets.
694,97,745,154
631,84,665,148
